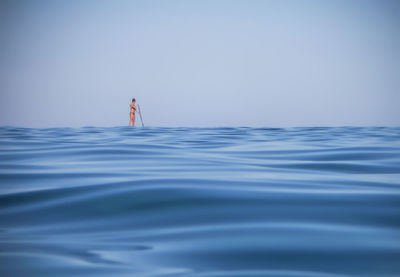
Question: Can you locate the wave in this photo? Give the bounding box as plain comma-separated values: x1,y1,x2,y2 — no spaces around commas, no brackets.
1,126,400,276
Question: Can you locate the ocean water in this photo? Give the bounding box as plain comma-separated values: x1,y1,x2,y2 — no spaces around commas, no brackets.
0,126,400,277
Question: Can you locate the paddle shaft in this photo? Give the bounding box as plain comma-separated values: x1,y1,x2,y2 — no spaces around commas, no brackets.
138,104,144,127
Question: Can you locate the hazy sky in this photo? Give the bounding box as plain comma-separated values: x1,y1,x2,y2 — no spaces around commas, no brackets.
1,0,399,127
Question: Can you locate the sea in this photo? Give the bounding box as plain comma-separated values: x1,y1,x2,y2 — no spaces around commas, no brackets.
0,126,400,277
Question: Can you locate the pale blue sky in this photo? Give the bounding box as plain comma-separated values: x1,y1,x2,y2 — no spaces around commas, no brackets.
1,0,399,127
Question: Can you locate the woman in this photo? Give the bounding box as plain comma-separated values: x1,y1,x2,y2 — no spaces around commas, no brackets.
129,98,137,127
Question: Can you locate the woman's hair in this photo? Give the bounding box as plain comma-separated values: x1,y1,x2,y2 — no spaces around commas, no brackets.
132,98,136,102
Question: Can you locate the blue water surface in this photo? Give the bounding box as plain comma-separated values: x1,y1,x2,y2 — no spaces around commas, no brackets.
0,126,400,277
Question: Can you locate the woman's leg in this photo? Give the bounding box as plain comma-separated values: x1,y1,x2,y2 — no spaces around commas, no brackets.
129,114,135,127
129,114,134,126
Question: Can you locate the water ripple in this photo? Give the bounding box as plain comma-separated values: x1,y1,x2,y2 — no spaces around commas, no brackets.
1,126,400,277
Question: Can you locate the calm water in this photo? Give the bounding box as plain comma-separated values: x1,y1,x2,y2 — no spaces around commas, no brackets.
1,126,400,277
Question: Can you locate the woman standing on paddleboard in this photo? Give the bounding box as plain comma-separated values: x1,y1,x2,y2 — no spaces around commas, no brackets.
129,98,137,127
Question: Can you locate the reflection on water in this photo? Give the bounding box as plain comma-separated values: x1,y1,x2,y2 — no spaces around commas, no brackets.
0,126,400,277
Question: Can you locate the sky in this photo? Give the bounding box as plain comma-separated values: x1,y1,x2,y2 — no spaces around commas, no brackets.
0,0,399,127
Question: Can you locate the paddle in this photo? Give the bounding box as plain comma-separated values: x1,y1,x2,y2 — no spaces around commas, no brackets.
138,104,144,127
